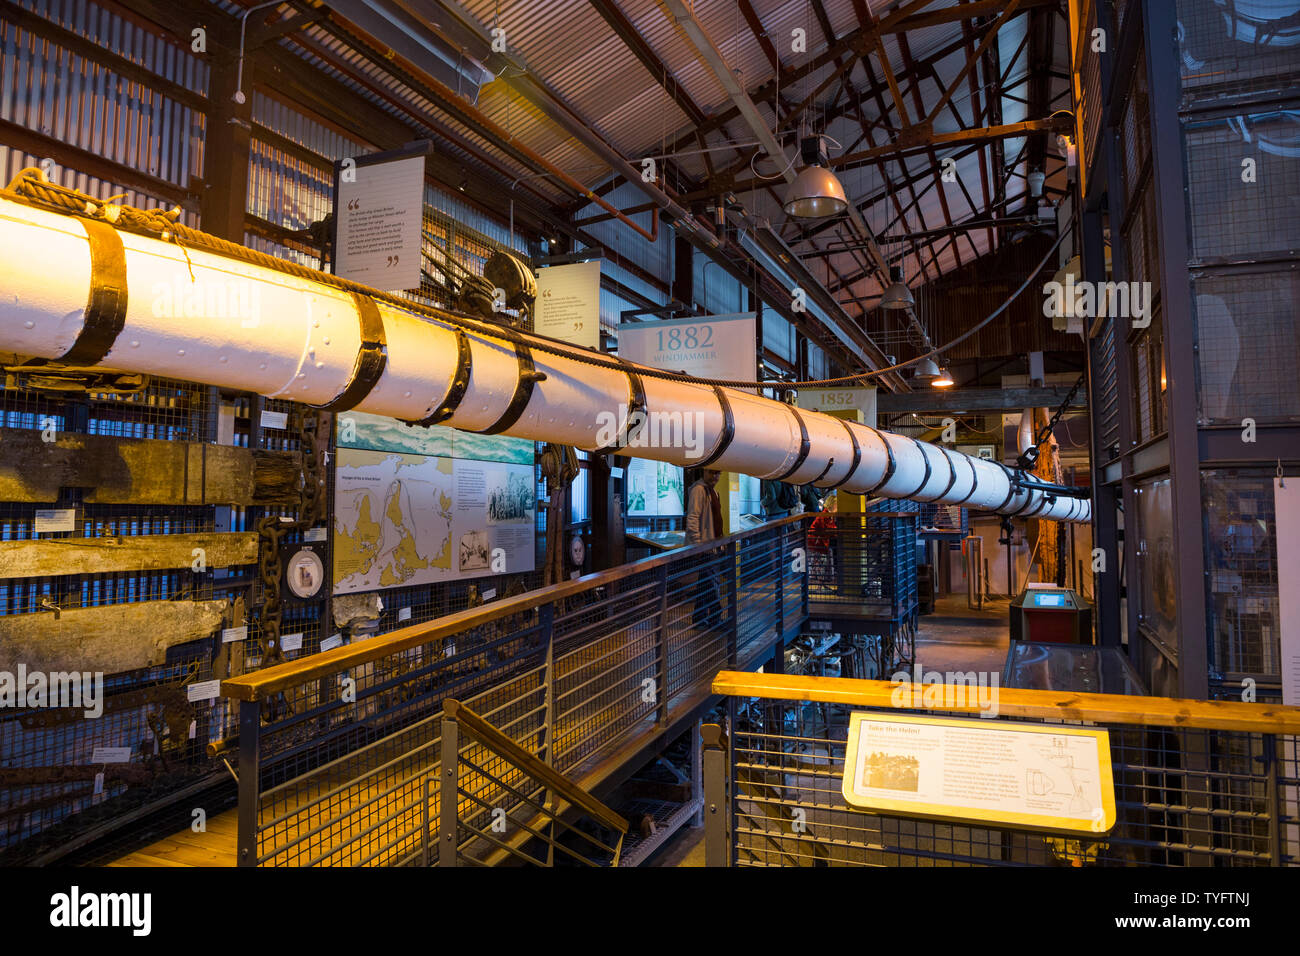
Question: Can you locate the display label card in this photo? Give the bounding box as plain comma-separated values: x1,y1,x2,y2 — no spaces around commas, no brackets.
481,588,496,601
259,410,288,430
34,509,76,533
397,607,412,622
186,680,222,702
303,526,328,542
221,625,248,644
320,633,344,652
280,632,303,652
842,712,1115,835
91,747,132,764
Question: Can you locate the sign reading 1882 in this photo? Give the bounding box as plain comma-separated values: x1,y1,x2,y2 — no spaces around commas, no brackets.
619,313,756,386
655,323,714,356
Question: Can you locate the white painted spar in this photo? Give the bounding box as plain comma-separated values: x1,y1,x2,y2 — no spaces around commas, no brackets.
0,195,1090,522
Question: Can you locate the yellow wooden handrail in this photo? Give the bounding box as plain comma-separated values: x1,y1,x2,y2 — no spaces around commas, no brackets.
711,671,1300,735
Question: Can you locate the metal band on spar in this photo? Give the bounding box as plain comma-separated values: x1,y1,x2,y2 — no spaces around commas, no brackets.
0,194,1090,523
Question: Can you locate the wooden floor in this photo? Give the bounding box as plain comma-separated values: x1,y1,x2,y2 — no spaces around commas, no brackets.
108,807,239,867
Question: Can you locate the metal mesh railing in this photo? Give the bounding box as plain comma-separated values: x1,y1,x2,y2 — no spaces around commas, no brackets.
807,513,918,622
225,516,807,865
707,676,1300,867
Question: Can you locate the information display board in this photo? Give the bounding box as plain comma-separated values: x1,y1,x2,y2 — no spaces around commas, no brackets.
333,144,429,292
332,412,535,594
625,458,685,517
842,712,1116,835
534,259,601,349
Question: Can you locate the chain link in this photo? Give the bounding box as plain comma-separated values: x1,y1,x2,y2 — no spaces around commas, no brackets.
255,408,329,666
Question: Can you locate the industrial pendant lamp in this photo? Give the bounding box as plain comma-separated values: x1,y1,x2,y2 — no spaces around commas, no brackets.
913,356,941,380
783,136,848,219
881,265,914,310
931,366,955,388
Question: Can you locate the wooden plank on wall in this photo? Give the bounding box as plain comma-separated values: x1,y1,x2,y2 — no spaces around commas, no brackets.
0,532,259,579
0,428,300,505
0,599,228,673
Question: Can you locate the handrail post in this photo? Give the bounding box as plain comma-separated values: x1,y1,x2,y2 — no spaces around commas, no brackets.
421,774,432,867
542,603,556,864
541,602,555,766
703,722,730,867
727,540,739,667
1265,733,1283,867
439,716,459,867
656,564,669,724
800,519,809,618
776,524,785,639
236,698,261,867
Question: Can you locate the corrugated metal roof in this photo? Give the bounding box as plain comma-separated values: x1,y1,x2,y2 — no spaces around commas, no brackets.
288,0,1073,334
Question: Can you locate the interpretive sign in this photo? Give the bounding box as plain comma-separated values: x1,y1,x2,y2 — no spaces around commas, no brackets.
333,144,429,292
535,259,601,349
842,712,1116,835
332,412,534,594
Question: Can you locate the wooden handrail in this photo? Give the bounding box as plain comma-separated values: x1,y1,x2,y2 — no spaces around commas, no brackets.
222,512,808,701
712,671,1300,735
444,699,629,834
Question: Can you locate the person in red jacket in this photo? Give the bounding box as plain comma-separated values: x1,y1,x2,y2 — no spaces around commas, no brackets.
808,493,838,582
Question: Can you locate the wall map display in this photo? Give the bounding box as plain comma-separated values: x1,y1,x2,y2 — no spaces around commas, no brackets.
332,412,535,594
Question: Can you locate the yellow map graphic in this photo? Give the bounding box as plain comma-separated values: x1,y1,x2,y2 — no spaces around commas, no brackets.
334,450,454,593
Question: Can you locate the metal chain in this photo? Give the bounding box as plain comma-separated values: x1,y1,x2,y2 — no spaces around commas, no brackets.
1034,373,1087,449
255,407,329,666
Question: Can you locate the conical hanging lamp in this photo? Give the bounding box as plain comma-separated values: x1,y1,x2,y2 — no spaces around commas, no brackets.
783,136,848,219
913,356,941,380
881,265,913,310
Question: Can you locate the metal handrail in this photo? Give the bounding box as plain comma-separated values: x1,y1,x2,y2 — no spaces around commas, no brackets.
711,671,1300,735
222,512,809,703
444,699,630,835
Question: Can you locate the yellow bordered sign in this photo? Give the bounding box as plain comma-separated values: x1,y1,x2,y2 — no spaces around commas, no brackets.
842,712,1116,835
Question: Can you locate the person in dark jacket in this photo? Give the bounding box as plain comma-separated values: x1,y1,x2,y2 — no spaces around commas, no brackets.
685,469,724,629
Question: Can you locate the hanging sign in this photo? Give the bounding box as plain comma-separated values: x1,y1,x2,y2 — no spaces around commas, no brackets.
842,712,1116,835
534,260,601,349
618,312,755,385
333,142,430,292
797,387,878,427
